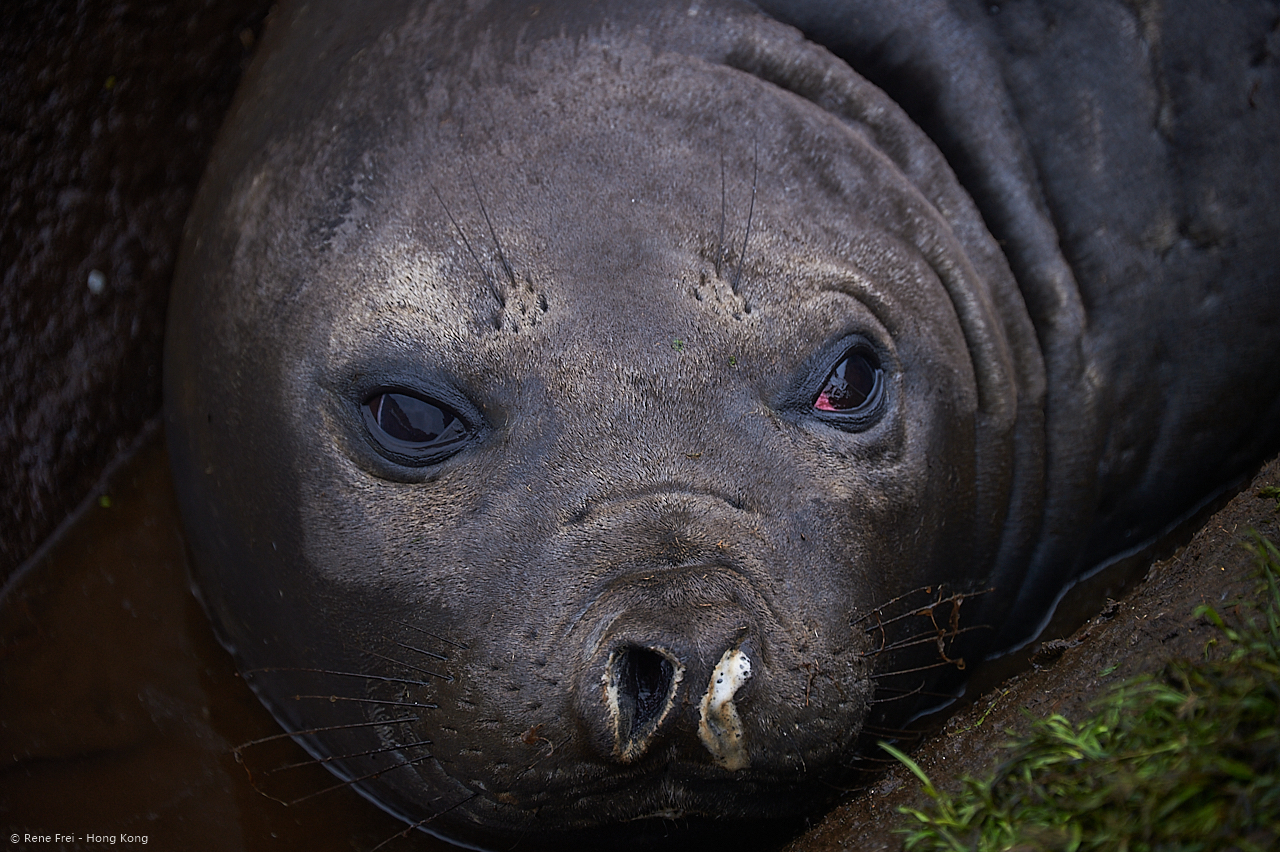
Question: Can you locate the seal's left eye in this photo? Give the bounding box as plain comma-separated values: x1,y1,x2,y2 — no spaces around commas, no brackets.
363,391,469,464
814,347,882,415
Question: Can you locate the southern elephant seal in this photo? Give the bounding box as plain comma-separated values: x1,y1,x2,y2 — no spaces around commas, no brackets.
164,0,1280,848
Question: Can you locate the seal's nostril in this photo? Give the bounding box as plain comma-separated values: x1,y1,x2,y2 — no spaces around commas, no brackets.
606,645,681,761
618,646,675,733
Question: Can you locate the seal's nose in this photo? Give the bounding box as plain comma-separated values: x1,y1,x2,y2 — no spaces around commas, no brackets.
589,637,756,767
573,567,767,768
559,496,779,768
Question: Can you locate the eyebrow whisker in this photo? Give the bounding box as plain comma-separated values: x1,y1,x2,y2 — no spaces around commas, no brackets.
432,184,503,311
467,164,517,289
731,138,758,295
716,151,727,279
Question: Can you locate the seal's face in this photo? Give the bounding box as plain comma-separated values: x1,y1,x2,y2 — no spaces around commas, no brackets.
167,5,1031,848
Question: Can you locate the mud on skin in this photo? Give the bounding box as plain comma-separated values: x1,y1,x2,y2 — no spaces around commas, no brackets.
163,0,1280,849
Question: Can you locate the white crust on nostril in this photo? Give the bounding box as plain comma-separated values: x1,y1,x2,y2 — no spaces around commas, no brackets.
698,647,752,770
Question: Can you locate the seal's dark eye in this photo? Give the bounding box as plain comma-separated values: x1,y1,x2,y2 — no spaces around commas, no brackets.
363,391,469,464
814,348,882,415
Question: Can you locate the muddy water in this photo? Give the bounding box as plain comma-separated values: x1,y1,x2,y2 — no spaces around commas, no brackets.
0,433,452,851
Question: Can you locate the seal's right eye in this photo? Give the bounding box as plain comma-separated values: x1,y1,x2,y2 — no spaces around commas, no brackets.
362,391,469,464
814,347,882,415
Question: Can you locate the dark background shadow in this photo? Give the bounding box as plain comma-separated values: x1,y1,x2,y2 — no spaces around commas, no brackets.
1,0,273,587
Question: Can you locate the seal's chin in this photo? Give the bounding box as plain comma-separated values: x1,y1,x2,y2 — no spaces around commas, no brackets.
446,772,829,849
331,742,829,851
446,744,850,835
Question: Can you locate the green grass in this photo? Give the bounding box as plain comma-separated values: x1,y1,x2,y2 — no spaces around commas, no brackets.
883,532,1280,852
1260,486,1280,511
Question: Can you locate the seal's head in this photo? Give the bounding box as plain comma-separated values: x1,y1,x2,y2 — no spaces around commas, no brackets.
165,0,1044,847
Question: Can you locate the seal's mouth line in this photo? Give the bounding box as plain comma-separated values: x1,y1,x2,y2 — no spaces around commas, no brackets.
472,750,813,810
